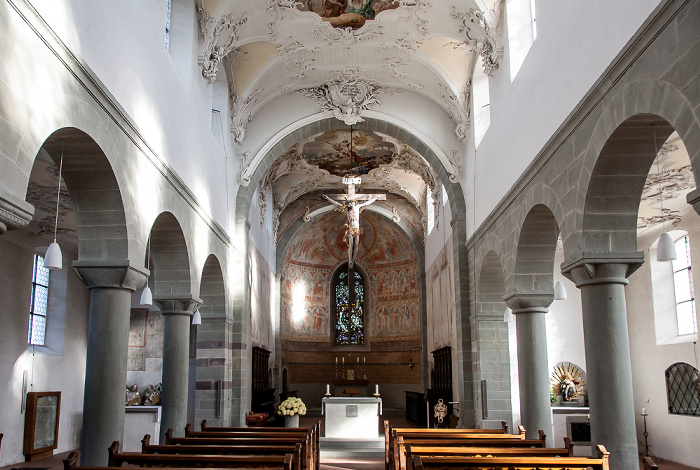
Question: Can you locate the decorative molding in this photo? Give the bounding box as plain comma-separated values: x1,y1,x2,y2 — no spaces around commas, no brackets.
238,151,253,186
392,205,402,223
266,0,301,41
277,36,320,55
303,206,311,222
299,67,399,125
281,57,316,91
0,195,34,235
436,83,470,140
196,5,248,83
312,22,383,47
230,86,264,143
384,57,422,90
642,165,694,204
447,150,462,183
379,34,419,54
451,6,500,76
637,209,681,230
397,0,432,36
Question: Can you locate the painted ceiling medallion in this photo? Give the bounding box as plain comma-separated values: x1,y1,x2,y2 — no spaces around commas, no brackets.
297,0,401,29
300,68,398,125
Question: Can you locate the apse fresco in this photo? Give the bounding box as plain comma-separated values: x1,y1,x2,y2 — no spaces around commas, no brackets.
302,129,394,177
281,211,419,342
297,0,400,28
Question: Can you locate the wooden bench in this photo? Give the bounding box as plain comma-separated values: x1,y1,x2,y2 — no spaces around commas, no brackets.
166,429,313,470
63,450,293,470
388,426,534,470
108,441,296,469
186,421,319,470
141,434,303,470
410,444,610,470
199,419,320,470
404,439,573,468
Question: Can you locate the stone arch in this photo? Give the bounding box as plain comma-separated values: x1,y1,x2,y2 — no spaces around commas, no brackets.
511,204,559,301
571,78,700,259
195,254,229,426
148,211,193,296
38,128,129,260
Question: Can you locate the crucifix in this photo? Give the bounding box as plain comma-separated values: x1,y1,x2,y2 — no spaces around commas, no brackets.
324,176,385,269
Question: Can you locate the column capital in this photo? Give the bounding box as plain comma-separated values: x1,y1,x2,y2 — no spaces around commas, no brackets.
561,253,644,288
72,259,148,291
503,291,552,314
153,294,203,315
0,193,34,235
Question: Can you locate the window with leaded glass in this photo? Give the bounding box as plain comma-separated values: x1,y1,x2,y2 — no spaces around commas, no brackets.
334,267,365,345
28,254,50,346
672,236,698,336
665,362,700,416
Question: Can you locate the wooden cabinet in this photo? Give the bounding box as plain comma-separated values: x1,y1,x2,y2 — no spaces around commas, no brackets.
23,391,60,461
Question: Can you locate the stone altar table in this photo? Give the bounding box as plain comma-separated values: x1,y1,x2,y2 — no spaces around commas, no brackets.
322,397,382,438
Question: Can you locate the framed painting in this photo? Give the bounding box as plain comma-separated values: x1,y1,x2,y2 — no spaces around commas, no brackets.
24,391,61,461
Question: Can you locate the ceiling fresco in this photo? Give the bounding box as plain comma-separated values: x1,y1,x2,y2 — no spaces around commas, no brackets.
302,129,395,177
296,0,401,28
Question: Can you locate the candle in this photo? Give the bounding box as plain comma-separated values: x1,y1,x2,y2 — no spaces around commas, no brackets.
587,414,590,420
326,384,330,394
375,384,379,394
357,356,360,363
335,357,338,363
642,407,646,415
364,357,366,363
342,357,344,363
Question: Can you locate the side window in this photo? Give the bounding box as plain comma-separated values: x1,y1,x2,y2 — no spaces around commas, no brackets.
665,362,700,416
672,236,698,336
28,254,50,346
507,0,537,81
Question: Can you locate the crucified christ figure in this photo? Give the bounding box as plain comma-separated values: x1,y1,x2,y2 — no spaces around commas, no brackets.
323,177,385,269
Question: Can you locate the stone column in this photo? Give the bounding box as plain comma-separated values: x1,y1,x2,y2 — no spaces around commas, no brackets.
504,293,552,445
154,294,202,439
566,259,642,470
72,260,147,467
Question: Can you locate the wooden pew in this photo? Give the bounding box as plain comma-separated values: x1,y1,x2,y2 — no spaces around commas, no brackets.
166,429,313,470
383,420,510,469
108,441,296,469
388,425,533,470
141,434,303,470
410,444,610,470
63,450,293,470
185,419,321,470
642,456,659,470
404,439,573,467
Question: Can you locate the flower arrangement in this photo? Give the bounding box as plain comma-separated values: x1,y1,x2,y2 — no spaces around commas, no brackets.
277,397,307,417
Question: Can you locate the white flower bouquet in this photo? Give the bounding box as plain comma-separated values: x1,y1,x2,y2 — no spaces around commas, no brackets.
277,396,307,417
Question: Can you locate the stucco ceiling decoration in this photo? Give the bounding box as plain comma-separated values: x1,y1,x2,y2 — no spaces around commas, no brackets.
230,86,264,143
196,3,248,83
299,67,400,125
638,133,697,233
451,4,501,76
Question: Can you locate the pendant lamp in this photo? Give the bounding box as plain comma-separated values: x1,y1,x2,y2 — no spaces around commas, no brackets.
44,143,64,270
192,310,202,325
140,237,153,305
554,280,568,300
655,158,677,262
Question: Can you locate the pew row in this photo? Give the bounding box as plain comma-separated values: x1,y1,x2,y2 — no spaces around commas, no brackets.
141,434,303,470
165,430,313,470
410,445,610,470
63,449,294,470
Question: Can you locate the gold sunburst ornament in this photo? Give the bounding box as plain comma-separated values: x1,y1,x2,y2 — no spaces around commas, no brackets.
550,362,586,404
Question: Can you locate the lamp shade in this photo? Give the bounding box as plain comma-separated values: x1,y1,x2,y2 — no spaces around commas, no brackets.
503,307,513,322
192,310,202,325
44,242,63,270
140,285,153,305
657,232,677,262
554,280,568,300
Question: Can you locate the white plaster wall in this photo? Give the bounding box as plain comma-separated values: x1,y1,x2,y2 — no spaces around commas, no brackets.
29,0,231,225
0,239,90,465
627,248,700,466
248,187,276,268
425,193,453,269
472,0,663,231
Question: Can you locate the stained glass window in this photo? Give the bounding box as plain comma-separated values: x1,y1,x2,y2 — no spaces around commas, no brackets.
334,267,364,344
28,255,49,346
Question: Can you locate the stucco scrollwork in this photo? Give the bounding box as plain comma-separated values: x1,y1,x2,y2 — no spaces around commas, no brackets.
299,68,398,125
196,6,248,83
230,86,264,144
312,22,383,47
451,6,500,76
238,151,253,186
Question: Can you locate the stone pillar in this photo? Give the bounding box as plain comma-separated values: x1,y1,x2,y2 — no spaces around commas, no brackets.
72,260,147,467
154,295,202,439
566,259,642,469
505,293,552,445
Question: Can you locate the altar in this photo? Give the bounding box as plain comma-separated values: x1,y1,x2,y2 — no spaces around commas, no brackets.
322,397,382,438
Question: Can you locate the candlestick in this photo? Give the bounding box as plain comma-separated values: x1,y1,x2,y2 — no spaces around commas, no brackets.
336,357,338,363
357,356,359,363
326,384,330,394
375,385,379,394
363,357,366,363
342,357,344,363
642,407,646,415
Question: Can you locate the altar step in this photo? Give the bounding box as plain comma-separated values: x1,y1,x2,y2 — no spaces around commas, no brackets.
320,437,385,459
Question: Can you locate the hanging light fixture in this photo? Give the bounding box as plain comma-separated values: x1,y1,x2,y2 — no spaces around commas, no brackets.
554,279,568,300
140,237,153,305
655,157,677,262
192,310,202,325
44,141,64,270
